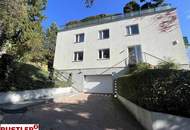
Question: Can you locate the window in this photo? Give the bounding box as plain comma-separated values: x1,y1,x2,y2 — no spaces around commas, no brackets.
126,24,139,36
99,29,110,39
74,51,83,61
99,49,110,59
75,33,85,43
128,45,142,65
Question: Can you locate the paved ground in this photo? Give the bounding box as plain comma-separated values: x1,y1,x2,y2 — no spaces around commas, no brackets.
0,94,145,130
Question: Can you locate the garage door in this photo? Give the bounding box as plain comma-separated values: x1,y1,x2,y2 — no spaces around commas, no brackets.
84,75,113,94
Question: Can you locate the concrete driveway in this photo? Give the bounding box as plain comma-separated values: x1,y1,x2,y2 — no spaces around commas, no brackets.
0,94,145,130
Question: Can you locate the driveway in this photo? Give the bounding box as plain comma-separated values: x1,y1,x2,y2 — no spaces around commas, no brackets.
0,94,145,130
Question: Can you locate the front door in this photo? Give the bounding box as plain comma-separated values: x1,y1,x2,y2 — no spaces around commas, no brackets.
128,45,142,65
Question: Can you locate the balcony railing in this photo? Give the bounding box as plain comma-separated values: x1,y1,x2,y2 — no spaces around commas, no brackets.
60,5,173,31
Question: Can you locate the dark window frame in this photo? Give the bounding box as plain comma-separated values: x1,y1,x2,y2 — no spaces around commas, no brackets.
126,24,139,36
99,29,110,40
99,49,110,59
74,51,84,62
75,33,85,43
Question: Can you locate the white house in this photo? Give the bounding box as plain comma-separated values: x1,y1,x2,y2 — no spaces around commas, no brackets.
54,6,189,94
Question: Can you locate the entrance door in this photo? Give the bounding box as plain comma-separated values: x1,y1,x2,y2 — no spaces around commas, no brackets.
128,45,142,65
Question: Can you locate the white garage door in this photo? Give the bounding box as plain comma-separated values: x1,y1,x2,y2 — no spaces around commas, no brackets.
84,75,113,94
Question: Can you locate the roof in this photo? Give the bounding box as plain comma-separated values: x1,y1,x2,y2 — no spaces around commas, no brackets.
59,5,175,32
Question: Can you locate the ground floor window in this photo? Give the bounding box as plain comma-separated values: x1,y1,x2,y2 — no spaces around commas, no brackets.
99,49,110,59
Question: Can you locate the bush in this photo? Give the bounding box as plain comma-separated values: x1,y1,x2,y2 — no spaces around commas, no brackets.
128,62,152,73
0,62,67,92
157,60,179,70
117,69,190,117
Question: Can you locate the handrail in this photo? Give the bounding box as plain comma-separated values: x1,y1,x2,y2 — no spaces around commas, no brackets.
54,70,81,92
143,51,170,63
99,51,190,75
143,51,190,68
100,56,129,75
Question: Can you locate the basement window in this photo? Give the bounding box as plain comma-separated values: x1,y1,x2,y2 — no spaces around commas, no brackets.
74,51,84,62
99,49,110,59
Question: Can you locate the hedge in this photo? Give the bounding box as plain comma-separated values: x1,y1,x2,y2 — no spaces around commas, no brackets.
117,69,190,117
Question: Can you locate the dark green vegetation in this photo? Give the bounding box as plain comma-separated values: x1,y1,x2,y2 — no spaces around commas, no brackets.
85,0,166,13
117,69,190,117
65,14,121,26
0,0,59,91
0,61,67,92
68,0,166,26
0,0,58,65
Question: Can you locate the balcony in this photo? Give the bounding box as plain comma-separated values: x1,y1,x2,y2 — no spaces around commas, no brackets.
60,5,173,31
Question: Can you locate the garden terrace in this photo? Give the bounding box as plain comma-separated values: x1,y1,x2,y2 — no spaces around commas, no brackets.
60,5,173,31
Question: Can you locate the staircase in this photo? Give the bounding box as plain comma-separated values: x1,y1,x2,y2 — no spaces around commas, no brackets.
54,70,81,93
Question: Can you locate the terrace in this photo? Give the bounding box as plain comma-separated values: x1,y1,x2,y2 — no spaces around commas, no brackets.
60,5,173,31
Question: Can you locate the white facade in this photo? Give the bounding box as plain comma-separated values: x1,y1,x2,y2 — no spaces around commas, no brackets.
54,7,189,93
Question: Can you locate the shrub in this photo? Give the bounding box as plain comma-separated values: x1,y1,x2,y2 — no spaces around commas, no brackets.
117,69,190,117
0,62,67,92
128,62,152,74
157,59,179,70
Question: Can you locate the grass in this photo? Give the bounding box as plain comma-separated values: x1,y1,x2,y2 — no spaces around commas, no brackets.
0,62,67,92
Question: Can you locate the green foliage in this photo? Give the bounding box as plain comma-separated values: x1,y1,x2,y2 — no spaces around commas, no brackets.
128,62,151,73
0,0,47,63
80,14,110,22
123,1,140,13
84,0,166,12
44,22,58,61
123,0,165,13
117,69,190,117
65,14,119,26
0,62,67,92
157,60,179,70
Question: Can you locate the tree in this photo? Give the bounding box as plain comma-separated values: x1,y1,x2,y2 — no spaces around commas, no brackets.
44,22,58,79
85,0,165,12
0,0,47,63
44,22,58,63
123,1,140,13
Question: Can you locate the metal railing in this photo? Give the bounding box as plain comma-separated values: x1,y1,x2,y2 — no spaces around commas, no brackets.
60,5,173,31
100,51,190,75
54,70,81,92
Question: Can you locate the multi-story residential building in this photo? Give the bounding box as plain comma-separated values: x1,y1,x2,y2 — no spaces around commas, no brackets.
54,5,189,94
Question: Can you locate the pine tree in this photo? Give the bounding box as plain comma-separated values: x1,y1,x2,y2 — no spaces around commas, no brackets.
44,22,58,70
0,0,47,63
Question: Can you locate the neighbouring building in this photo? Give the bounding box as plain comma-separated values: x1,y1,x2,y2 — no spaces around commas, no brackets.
54,5,189,94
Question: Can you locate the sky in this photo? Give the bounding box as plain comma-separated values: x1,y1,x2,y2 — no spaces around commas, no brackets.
43,0,190,60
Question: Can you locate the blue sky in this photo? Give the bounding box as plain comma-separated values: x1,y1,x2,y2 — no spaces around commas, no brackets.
43,0,190,60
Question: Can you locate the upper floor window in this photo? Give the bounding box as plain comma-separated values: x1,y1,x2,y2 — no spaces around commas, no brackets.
99,29,110,40
126,24,139,36
75,33,85,43
99,49,110,59
74,51,83,62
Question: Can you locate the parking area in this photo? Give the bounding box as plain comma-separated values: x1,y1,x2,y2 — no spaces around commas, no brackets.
0,94,145,130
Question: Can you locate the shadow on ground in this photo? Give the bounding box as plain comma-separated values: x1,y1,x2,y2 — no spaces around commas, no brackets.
0,94,145,130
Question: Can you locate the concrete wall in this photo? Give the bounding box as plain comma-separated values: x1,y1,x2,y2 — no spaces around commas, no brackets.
0,87,72,104
60,67,125,92
54,9,189,71
118,95,190,130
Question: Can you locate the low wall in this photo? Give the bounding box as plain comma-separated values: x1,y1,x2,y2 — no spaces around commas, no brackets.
0,87,72,104
118,95,190,130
